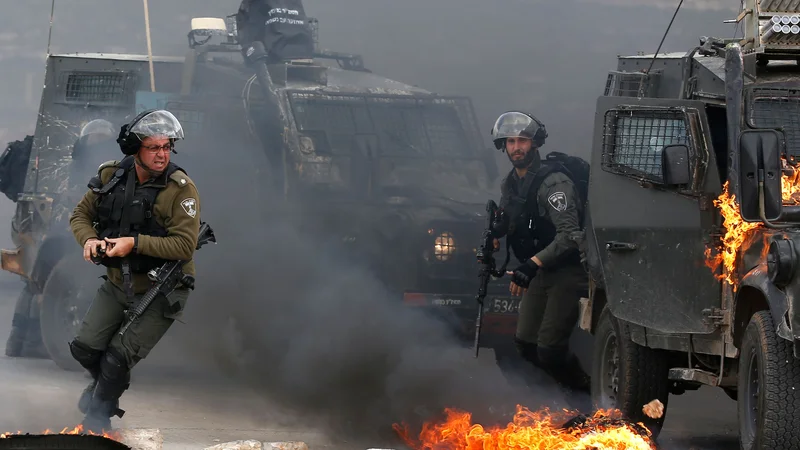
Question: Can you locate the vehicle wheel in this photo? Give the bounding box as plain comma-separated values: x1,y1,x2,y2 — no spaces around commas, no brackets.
738,310,800,450
39,255,102,372
591,306,670,439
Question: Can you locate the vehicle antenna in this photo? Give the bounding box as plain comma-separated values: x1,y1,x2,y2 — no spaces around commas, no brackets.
45,0,55,55
639,0,685,97
143,0,156,92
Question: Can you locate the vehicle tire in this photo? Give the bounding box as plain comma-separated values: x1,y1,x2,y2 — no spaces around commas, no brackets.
737,310,800,450
39,255,103,372
591,305,670,439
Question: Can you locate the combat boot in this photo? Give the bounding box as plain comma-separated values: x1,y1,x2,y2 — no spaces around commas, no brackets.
78,378,122,416
81,379,126,433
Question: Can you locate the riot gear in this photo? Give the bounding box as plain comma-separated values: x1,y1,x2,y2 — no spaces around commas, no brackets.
69,107,201,432
492,111,590,404
116,109,184,156
71,119,118,190
89,156,185,276
80,119,115,143
491,111,548,150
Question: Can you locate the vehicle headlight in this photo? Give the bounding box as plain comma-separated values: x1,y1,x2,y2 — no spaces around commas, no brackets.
433,231,456,261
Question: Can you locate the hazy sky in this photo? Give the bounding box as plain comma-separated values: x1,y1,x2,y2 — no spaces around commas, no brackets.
0,0,740,155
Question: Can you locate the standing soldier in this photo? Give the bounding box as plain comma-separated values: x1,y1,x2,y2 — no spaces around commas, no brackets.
489,111,591,399
67,109,201,432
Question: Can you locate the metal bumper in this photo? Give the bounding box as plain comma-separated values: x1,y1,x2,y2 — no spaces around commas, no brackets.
401,291,521,341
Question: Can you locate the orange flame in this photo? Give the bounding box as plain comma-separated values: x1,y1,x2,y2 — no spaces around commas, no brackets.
0,424,121,441
783,164,800,205
393,405,656,450
704,163,800,290
703,181,761,288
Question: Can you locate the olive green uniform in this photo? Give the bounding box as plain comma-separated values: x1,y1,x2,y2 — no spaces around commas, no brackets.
499,155,589,391
69,160,200,368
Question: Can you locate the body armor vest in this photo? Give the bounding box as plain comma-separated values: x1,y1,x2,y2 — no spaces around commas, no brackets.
503,166,581,267
90,156,182,273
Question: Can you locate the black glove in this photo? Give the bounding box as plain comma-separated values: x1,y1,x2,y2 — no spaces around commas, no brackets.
511,259,539,288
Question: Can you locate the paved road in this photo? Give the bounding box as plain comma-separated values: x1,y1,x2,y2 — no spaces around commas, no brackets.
0,275,738,450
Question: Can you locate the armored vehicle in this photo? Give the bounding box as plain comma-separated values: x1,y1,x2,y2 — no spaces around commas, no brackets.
0,12,520,372
580,1,800,447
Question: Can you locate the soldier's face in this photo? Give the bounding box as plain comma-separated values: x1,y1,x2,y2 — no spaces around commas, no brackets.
505,137,534,167
138,136,171,172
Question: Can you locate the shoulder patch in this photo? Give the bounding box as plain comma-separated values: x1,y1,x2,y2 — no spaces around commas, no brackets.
180,197,198,218
547,191,568,212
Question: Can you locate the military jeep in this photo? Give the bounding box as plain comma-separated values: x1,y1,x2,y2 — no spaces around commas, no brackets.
580,1,800,447
0,12,521,371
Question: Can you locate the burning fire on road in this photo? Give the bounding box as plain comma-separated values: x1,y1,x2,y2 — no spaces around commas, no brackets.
393,405,657,450
0,424,120,440
0,425,125,450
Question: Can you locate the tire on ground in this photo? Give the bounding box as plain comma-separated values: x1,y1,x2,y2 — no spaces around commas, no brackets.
39,254,102,372
738,310,800,450
591,305,670,439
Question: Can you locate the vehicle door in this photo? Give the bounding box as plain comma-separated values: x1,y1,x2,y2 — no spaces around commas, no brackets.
587,96,723,334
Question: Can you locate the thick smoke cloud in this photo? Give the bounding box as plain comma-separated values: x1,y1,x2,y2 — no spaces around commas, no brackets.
156,108,560,444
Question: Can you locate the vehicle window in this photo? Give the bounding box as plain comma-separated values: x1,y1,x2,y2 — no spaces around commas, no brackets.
60,71,129,106
289,93,475,158
748,88,800,159
603,109,690,183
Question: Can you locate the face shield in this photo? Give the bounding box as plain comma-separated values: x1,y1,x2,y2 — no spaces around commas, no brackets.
80,119,115,139
130,110,185,141
491,112,543,149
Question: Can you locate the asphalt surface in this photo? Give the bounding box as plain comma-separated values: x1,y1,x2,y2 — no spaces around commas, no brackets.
0,272,739,450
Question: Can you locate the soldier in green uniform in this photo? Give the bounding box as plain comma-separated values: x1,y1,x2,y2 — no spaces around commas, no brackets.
67,109,201,432
489,111,590,398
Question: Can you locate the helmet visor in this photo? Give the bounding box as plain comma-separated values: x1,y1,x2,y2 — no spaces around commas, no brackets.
491,111,541,142
80,119,115,138
130,110,185,140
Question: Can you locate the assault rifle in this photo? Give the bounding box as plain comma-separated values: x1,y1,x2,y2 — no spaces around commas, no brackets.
473,199,510,358
118,221,217,337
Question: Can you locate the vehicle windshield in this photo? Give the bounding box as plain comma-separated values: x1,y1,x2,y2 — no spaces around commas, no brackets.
748,87,800,158
287,91,492,204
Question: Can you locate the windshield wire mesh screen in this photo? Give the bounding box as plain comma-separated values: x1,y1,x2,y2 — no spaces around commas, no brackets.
749,88,800,159
602,108,689,182
62,72,126,105
287,93,472,157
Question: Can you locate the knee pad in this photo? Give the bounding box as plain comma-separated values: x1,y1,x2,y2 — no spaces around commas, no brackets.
69,340,103,374
97,349,131,400
514,338,541,367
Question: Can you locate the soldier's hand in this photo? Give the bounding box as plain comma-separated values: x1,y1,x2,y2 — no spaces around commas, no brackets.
508,281,527,297
83,238,106,262
104,237,135,258
493,238,500,251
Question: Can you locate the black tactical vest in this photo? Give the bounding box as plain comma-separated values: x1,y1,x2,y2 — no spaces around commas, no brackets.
503,166,581,267
89,156,183,273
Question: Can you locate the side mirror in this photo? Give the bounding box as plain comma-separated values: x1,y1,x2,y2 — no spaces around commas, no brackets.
661,144,691,185
738,129,783,222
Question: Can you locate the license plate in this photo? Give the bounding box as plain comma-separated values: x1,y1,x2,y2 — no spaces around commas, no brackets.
489,297,521,314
